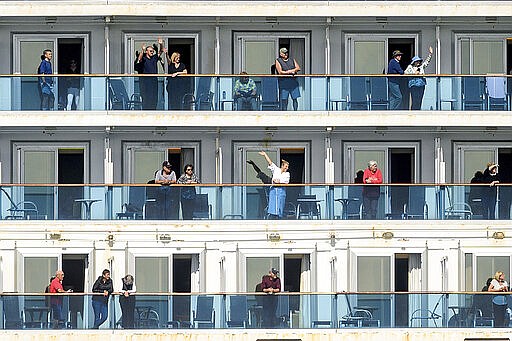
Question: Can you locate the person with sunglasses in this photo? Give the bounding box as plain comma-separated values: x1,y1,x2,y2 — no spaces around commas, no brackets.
177,164,201,220
135,38,164,110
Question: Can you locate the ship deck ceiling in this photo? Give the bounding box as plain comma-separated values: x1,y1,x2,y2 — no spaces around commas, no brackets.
1,1,512,18
1,110,511,129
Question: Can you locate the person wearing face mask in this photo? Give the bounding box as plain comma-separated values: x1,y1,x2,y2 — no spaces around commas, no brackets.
481,162,500,219
259,151,290,219
405,46,433,110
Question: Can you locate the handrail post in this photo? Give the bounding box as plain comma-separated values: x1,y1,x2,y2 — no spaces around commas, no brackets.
105,185,112,220
327,185,334,220
438,185,446,220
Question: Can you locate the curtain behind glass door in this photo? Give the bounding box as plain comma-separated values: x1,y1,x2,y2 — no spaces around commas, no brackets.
354,41,386,74
243,40,277,74
23,150,55,219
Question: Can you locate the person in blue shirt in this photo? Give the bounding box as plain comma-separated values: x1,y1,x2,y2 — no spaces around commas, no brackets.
387,50,404,110
38,49,54,110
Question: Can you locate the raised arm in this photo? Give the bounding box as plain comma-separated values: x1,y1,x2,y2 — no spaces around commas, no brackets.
258,151,273,166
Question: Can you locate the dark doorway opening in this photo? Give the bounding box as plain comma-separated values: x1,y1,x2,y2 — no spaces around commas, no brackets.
394,255,409,327
281,148,305,206
173,255,192,324
388,38,415,110
167,148,182,178
498,148,512,219
58,149,84,219
62,254,87,328
389,148,414,217
167,38,195,74
57,38,84,110
284,255,304,312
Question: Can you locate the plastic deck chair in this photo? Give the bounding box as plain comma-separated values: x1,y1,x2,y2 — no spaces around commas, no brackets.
192,193,212,219
346,185,364,219
486,76,508,111
339,293,380,328
462,77,485,111
3,296,24,329
296,194,321,219
369,77,389,110
409,294,443,327
193,296,215,328
347,77,369,110
260,77,280,111
108,78,142,110
226,295,248,328
182,77,214,110
0,187,41,220
402,186,428,220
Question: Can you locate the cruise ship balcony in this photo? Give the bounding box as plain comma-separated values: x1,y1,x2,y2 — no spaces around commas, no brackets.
0,184,509,221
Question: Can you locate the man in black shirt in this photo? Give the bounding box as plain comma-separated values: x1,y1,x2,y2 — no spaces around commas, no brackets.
135,39,164,110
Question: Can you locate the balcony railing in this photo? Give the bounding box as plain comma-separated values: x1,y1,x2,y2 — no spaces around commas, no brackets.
0,184,508,221
1,74,510,112
0,292,507,330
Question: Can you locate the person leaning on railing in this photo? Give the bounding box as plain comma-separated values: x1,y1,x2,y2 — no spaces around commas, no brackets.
488,271,509,327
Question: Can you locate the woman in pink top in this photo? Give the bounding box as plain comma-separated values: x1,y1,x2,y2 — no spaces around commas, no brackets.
362,160,383,219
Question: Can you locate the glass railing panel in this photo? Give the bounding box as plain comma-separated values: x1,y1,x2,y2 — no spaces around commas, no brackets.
0,184,511,221
0,292,509,330
1,75,511,111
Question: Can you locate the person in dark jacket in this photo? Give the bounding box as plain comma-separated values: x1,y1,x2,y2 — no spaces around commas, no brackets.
387,50,404,110
38,49,54,110
91,269,113,329
119,274,136,329
481,162,500,220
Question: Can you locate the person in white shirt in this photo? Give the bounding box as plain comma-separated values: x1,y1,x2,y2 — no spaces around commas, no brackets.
259,151,290,219
488,271,509,327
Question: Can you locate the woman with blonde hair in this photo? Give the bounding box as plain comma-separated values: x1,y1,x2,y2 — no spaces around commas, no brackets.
259,151,290,219
488,271,508,327
165,51,188,110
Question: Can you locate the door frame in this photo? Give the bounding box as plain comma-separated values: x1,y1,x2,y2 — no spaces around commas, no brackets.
345,33,418,74
124,33,199,74
234,31,311,74
455,33,507,74
123,141,201,183
13,33,90,74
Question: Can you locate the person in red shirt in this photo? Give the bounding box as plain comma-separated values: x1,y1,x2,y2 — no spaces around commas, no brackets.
261,268,281,328
49,270,71,328
362,160,383,219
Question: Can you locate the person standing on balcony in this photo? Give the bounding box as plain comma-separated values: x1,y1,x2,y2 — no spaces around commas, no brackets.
165,51,188,110
177,164,200,220
481,162,500,220
275,47,301,111
91,269,113,329
405,46,433,110
64,59,82,110
135,39,164,110
261,268,281,328
259,151,290,219
362,160,383,219
119,274,136,329
38,49,54,110
488,271,509,327
387,50,404,110
49,270,72,328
